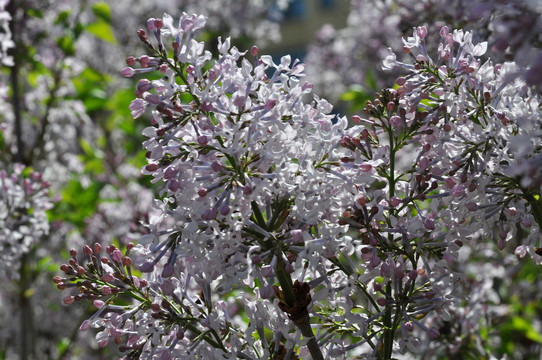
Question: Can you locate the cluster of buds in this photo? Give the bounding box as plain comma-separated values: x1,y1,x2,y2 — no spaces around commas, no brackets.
55,242,145,306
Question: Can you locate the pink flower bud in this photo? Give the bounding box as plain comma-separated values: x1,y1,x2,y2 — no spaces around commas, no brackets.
419,157,430,171
197,135,208,146
352,115,361,123
93,243,102,253
145,163,158,172
147,18,156,31
387,102,395,112
120,67,135,77
203,208,217,221
111,249,123,263
63,296,75,305
219,204,230,216
451,185,465,197
260,284,274,299
154,18,163,29
444,177,456,189
83,245,93,256
416,26,428,40
290,229,304,244
102,274,114,282
140,261,155,273
389,196,401,207
356,195,366,206
466,202,478,211
198,188,208,197
265,99,277,110
404,321,414,332
168,179,181,192
250,45,259,56
162,264,174,278
261,265,274,277
376,297,387,306
79,320,91,331
69,248,77,257
389,115,402,127
424,218,435,230
370,254,381,268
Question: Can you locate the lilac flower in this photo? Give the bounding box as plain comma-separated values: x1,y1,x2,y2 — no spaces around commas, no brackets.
56,10,542,360
0,166,53,272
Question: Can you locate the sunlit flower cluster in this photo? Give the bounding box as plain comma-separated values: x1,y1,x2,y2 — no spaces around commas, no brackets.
305,0,542,104
57,12,542,360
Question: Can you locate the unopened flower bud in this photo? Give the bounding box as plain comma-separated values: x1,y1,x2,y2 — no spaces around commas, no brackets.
83,245,93,256
79,320,91,331
424,218,435,230
120,67,135,77
376,297,387,306
111,249,123,262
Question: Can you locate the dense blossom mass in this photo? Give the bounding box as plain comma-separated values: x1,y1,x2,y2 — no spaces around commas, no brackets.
306,0,542,103
52,11,542,360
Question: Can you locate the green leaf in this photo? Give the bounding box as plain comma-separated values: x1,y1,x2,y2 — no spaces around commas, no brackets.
56,36,75,56
54,10,71,27
56,338,70,356
79,138,94,157
72,67,110,111
36,256,59,274
86,21,116,44
340,85,373,113
92,2,112,23
50,179,103,228
27,8,44,18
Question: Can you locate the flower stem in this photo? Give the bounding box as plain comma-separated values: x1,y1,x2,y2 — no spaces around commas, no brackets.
275,261,324,360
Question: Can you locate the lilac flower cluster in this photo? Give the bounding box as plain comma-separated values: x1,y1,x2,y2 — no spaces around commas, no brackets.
0,0,13,66
305,0,542,104
57,13,542,359
0,164,53,276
